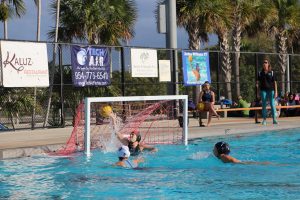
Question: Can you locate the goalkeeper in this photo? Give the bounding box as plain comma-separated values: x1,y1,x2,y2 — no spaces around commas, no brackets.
108,111,157,156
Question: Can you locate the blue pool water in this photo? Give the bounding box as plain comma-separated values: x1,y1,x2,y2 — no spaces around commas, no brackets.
1,128,300,199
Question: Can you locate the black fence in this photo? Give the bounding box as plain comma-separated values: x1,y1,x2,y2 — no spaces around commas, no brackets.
1,41,300,130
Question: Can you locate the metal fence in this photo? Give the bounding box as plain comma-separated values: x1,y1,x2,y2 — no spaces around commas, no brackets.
1,40,300,130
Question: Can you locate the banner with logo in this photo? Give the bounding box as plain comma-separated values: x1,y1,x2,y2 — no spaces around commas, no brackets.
158,60,171,82
0,41,49,87
131,48,158,77
182,51,211,86
71,45,110,87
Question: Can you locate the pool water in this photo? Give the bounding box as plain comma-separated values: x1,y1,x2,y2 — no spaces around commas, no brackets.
1,128,300,199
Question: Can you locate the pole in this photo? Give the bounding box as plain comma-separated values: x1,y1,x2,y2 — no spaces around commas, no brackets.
286,54,290,93
166,0,178,96
43,0,60,127
32,0,42,129
255,53,259,100
121,47,125,96
59,45,65,127
217,52,220,98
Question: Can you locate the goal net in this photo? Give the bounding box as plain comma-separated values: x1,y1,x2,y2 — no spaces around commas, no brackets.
52,95,188,156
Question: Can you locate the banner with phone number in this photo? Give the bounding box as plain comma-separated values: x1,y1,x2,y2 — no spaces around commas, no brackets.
71,45,110,87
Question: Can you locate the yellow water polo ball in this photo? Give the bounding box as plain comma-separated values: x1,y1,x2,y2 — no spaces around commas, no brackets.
197,102,205,111
100,105,112,118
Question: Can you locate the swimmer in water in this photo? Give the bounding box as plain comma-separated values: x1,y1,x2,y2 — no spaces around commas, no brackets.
126,130,157,156
213,141,271,165
213,141,241,163
109,113,157,156
115,145,143,168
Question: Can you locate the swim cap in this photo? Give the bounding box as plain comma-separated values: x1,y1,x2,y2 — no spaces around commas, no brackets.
118,145,130,158
214,141,230,155
130,130,141,143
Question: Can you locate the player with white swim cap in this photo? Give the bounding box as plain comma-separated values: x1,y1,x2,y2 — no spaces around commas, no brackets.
115,145,143,168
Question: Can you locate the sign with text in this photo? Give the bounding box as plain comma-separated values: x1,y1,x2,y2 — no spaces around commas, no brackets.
131,48,158,77
0,41,49,87
158,60,171,82
71,45,110,87
182,51,211,86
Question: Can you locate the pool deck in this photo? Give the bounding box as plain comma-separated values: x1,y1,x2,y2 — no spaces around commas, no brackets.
1,116,300,159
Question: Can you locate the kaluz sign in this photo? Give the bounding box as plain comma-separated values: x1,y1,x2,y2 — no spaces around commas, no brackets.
0,41,49,87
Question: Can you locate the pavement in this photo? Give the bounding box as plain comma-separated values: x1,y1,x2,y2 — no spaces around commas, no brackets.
1,116,300,159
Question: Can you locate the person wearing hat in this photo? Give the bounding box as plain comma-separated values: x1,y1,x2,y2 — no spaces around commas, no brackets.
123,129,157,156
109,113,157,156
213,141,271,165
115,145,144,168
213,141,241,163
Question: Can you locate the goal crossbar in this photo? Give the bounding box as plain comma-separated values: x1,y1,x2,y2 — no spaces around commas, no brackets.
84,95,188,156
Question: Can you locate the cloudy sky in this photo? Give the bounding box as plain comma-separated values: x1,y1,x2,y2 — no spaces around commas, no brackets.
0,0,216,49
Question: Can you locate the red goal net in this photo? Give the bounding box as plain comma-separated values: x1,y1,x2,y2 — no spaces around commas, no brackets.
52,99,184,155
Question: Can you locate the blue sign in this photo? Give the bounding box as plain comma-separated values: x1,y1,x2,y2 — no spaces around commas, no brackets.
71,45,111,87
182,51,211,86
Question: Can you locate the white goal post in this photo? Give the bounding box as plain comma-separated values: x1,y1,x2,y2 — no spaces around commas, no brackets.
84,95,188,156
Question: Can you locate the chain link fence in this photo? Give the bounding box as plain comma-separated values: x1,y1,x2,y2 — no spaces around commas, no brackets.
1,41,300,130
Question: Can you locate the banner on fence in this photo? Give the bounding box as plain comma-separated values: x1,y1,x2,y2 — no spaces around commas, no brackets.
182,51,211,86
159,60,171,82
0,41,49,87
131,48,158,77
71,45,110,87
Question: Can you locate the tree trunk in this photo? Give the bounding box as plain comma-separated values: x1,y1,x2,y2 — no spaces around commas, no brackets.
219,31,232,101
187,22,201,104
277,31,288,94
232,13,241,99
44,0,60,127
9,112,15,130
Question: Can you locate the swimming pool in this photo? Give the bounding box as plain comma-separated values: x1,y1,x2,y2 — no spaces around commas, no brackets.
0,128,300,199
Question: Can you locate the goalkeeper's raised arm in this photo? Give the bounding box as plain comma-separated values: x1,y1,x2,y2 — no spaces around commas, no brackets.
108,112,129,146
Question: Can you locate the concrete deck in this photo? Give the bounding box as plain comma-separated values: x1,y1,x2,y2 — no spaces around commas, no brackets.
1,117,300,159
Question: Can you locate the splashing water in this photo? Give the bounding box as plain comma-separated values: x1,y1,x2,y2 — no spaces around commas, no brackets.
100,115,123,153
188,151,211,160
225,129,231,135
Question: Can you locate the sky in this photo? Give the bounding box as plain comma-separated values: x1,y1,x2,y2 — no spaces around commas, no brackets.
0,0,217,49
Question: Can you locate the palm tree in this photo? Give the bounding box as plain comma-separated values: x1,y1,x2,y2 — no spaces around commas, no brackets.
268,0,300,93
0,88,33,130
201,0,233,100
48,0,137,45
44,0,137,127
231,0,268,98
175,0,209,103
43,0,60,127
0,0,26,39
175,0,233,101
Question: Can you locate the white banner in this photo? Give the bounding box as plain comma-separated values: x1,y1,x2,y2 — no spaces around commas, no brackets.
0,41,49,87
159,60,171,82
131,48,158,77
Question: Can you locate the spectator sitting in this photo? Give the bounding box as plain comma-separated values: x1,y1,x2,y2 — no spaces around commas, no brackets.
295,93,300,101
237,96,250,117
230,96,250,117
285,93,299,116
198,81,220,127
